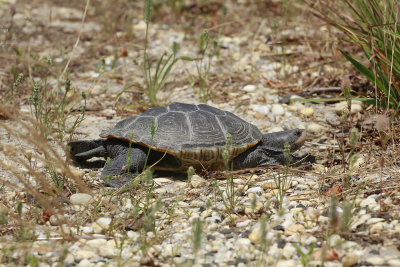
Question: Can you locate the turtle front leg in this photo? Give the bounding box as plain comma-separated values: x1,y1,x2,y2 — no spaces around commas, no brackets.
101,146,148,187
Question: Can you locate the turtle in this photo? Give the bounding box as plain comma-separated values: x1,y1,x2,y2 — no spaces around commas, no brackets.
68,102,310,187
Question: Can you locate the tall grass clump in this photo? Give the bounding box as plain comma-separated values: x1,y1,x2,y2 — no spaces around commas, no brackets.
306,0,400,114
142,0,181,105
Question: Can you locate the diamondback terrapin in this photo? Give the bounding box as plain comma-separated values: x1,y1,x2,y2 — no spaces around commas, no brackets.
68,102,309,187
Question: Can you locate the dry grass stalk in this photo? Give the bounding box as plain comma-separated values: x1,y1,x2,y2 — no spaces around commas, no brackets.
0,104,92,239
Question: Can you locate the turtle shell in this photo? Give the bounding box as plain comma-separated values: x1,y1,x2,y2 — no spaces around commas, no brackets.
100,103,262,165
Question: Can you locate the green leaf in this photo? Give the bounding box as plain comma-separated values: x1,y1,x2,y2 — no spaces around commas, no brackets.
179,56,196,61
339,49,385,92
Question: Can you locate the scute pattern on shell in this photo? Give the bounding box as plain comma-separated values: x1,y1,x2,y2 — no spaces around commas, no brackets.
100,103,262,158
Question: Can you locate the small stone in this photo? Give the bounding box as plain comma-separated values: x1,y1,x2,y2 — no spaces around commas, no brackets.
366,256,384,265
370,222,384,234
60,224,72,235
77,259,92,267
305,207,319,221
74,249,96,261
304,235,317,245
307,123,323,134
272,104,285,116
64,254,74,265
325,113,341,126
262,181,277,190
253,105,270,115
122,198,133,210
276,260,296,267
284,224,305,236
132,20,146,32
269,126,284,133
351,103,363,114
153,177,173,184
281,244,297,259
95,217,112,232
236,220,251,228
388,259,400,266
254,112,267,120
242,84,256,92
191,175,206,188
236,238,251,251
99,243,118,258
85,238,107,249
300,107,314,117
360,198,377,208
287,102,305,112
81,226,93,234
335,101,363,115
351,156,365,169
248,224,269,244
70,193,93,205
246,186,264,195
342,253,358,267
363,176,377,183
49,215,67,226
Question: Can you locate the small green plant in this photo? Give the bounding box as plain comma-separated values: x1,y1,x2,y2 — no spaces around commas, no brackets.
191,217,203,255
187,166,195,180
213,133,255,221
45,164,68,191
192,30,221,102
1,73,24,105
29,77,86,141
142,0,182,105
273,141,292,210
293,243,316,267
341,200,353,238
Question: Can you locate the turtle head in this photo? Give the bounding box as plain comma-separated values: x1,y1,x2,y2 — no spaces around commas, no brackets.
261,128,306,153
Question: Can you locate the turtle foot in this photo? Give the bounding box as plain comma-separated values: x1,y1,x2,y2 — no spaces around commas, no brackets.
102,173,136,188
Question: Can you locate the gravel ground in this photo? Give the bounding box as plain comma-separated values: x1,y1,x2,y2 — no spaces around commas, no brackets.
1,0,400,266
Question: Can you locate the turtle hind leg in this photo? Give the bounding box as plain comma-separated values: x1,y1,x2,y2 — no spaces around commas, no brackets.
68,139,106,156
67,139,107,167
101,146,148,187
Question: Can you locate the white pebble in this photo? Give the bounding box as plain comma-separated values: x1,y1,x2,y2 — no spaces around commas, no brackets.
366,256,384,265
49,215,66,226
307,123,323,134
246,186,264,195
276,260,296,267
191,175,207,188
388,259,400,266
236,220,252,227
360,198,377,208
370,222,384,234
269,126,284,133
253,105,270,115
85,238,107,249
272,104,285,116
242,84,256,92
70,193,93,205
335,101,363,115
96,217,112,231
74,250,96,261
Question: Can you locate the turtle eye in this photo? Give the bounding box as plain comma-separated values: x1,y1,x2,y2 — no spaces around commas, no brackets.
294,129,302,136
